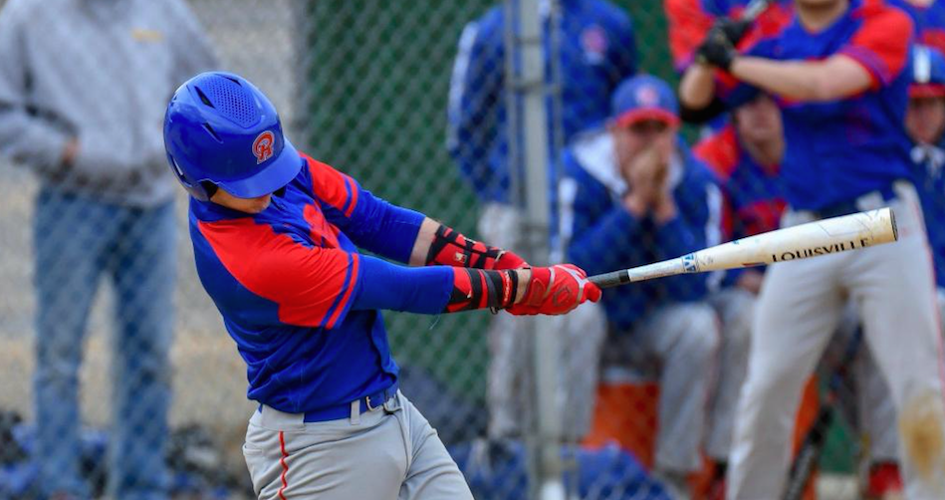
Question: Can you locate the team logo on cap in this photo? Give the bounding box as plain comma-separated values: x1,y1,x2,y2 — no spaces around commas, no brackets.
581,25,608,64
635,85,659,107
252,131,275,164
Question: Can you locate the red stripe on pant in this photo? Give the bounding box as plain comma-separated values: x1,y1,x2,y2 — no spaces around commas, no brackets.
278,431,289,500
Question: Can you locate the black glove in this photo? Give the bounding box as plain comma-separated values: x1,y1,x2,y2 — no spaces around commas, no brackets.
717,17,752,45
696,27,737,71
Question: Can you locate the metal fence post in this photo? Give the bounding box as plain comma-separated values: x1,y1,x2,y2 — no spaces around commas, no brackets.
505,1,564,498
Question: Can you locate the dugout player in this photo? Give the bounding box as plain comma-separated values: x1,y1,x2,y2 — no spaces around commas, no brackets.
679,0,945,497
163,72,601,500
448,0,637,441
562,74,749,498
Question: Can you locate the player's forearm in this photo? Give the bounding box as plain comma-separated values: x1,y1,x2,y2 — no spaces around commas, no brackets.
728,56,869,102
679,63,718,110
409,217,525,270
409,218,439,266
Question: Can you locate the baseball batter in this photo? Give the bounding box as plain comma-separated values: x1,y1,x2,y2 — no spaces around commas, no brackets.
162,72,601,500
680,0,945,497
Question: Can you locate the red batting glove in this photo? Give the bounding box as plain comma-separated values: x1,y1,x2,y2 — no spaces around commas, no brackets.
493,250,528,270
506,264,601,316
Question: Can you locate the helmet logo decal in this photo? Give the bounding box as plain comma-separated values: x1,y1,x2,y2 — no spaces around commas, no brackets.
252,131,275,164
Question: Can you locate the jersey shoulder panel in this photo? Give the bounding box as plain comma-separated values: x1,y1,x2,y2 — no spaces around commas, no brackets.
196,215,360,329
301,154,359,217
693,126,741,181
843,0,914,84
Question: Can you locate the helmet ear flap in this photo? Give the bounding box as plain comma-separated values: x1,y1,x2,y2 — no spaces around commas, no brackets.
167,154,210,201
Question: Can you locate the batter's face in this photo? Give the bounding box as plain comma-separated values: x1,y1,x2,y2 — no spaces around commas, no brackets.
210,188,272,214
735,95,783,146
611,119,676,169
906,97,945,145
794,0,843,11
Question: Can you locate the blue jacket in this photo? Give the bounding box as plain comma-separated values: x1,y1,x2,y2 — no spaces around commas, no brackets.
447,0,636,204
562,132,722,331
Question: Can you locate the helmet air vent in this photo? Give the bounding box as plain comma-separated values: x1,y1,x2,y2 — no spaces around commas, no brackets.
201,75,261,128
202,123,222,142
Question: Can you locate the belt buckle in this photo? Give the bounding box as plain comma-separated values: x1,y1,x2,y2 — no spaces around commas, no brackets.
382,392,399,412
366,393,381,412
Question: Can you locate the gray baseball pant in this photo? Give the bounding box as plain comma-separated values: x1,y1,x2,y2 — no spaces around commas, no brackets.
243,392,473,500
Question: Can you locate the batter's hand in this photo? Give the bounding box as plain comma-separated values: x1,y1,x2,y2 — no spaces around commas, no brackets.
696,27,737,70
506,264,601,316
714,17,751,46
493,250,528,270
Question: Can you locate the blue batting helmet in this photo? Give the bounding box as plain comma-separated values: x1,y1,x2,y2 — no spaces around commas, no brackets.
163,72,301,201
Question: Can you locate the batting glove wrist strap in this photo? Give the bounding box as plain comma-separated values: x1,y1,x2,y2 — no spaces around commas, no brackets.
426,223,525,269
444,268,518,313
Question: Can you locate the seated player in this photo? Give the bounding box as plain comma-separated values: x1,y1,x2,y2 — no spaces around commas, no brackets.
692,91,786,497
162,71,601,499
561,74,748,499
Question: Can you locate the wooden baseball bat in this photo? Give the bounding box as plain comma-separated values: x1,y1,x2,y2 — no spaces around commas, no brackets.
588,207,898,289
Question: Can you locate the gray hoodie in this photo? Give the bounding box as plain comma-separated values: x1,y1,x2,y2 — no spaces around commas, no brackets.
0,0,218,206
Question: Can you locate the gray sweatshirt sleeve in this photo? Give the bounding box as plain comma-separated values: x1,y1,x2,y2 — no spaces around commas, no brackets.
0,3,71,174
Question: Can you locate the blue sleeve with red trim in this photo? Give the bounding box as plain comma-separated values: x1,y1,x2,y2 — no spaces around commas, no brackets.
839,5,913,89
198,216,455,329
303,155,424,264
351,256,454,314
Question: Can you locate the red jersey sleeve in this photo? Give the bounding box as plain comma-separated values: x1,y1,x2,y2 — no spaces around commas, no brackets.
303,155,360,218
198,218,360,329
839,3,914,89
665,0,716,69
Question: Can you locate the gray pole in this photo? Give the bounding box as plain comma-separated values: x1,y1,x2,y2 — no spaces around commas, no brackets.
504,1,564,499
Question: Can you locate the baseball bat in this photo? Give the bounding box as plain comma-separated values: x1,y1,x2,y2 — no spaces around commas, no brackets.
740,0,772,22
587,207,897,289
783,328,864,500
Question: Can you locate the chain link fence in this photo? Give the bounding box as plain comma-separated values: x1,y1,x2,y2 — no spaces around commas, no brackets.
1,0,940,499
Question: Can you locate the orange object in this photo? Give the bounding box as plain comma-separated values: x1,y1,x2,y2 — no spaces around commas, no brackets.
583,376,821,500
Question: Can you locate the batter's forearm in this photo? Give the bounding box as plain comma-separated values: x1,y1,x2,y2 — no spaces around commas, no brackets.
679,63,718,110
409,218,439,266
728,55,872,102
409,217,524,270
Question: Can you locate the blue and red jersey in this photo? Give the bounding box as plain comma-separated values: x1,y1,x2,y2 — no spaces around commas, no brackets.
189,153,456,414
693,124,786,239
890,0,945,54
665,0,794,71
720,0,916,210
447,0,636,204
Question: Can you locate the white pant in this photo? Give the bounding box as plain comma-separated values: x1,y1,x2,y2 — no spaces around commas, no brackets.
835,288,945,465
243,392,473,500
728,184,945,500
606,301,736,473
